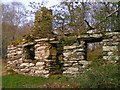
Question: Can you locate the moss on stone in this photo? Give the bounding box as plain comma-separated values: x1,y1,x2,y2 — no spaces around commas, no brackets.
23,59,39,64
59,37,77,46
31,60,39,64
7,69,18,74
58,54,63,61
10,34,35,46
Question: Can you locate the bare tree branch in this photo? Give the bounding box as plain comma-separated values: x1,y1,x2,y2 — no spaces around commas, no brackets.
94,7,120,29
84,7,120,33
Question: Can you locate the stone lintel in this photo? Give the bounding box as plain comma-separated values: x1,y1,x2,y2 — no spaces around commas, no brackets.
77,33,103,42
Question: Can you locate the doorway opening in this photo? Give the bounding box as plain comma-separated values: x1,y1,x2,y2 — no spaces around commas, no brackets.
87,42,103,61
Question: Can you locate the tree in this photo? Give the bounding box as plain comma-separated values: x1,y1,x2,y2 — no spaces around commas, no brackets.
52,1,93,35
2,2,27,57
53,1,120,34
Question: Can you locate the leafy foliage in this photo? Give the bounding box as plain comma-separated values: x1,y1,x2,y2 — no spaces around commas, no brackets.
74,62,120,88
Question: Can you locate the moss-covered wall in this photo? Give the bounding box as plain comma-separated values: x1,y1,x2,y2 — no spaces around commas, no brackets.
7,38,62,78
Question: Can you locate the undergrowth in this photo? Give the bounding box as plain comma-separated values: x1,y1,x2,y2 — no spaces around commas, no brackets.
73,62,120,88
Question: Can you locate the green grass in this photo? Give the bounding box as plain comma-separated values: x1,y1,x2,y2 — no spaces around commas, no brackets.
2,74,70,88
2,74,48,88
2,61,70,88
2,63,120,88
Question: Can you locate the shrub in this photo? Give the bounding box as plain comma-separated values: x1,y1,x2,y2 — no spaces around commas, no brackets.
74,63,120,88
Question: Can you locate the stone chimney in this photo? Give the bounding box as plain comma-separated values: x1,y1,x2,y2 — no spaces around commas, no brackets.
31,7,53,38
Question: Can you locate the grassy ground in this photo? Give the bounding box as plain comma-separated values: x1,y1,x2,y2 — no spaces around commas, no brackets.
2,65,120,88
1,59,79,88
2,74,78,88
3,74,48,88
1,60,74,88
2,63,120,88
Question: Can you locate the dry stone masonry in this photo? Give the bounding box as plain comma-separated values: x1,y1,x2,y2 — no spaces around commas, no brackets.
7,38,61,78
7,31,120,78
103,31,120,62
62,41,91,76
7,7,120,78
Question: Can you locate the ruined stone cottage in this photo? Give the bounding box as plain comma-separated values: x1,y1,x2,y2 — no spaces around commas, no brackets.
7,7,120,78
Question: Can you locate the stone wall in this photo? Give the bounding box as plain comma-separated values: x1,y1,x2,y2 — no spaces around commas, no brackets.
7,38,61,78
103,31,120,63
62,31,120,76
63,41,91,76
7,31,120,78
7,44,23,73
